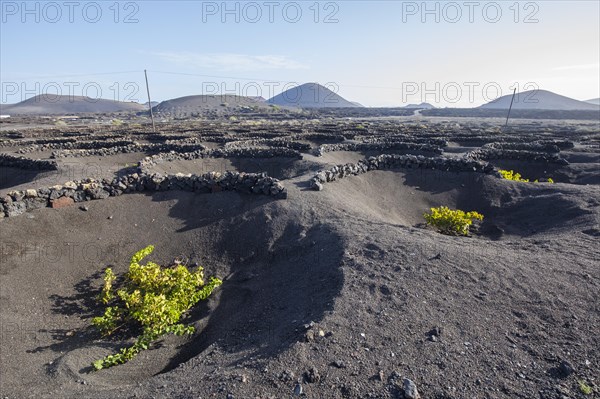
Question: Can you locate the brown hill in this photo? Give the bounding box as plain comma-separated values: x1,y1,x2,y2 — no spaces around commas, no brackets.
268,83,361,108
152,95,278,115
1,95,146,115
480,89,599,110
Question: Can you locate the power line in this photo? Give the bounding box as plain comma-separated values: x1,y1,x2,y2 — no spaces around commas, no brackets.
2,71,142,79
3,69,413,92
148,70,299,84
148,70,410,91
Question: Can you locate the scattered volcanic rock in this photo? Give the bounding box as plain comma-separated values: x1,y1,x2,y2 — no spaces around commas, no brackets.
50,196,75,209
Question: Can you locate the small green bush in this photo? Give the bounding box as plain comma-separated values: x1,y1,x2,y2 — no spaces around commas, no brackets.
424,206,484,236
499,169,529,182
499,169,554,184
578,380,593,395
91,245,222,370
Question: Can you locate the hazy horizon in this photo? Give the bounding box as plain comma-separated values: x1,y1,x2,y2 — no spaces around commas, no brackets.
1,1,599,107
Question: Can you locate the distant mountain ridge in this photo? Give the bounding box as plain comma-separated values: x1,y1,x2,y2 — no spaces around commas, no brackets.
268,83,361,108
480,90,599,110
1,95,146,115
3,88,596,115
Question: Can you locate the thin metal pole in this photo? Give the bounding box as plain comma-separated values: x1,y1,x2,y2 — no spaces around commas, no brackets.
144,69,156,133
505,88,517,127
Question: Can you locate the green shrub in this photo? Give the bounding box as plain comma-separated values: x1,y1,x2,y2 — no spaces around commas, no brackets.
424,206,484,236
499,169,529,182
91,245,222,370
578,380,593,395
499,169,554,184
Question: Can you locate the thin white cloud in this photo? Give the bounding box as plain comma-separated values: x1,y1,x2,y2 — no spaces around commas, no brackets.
153,52,309,71
552,63,600,71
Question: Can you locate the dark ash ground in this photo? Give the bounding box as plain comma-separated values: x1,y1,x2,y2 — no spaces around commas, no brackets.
1,116,598,399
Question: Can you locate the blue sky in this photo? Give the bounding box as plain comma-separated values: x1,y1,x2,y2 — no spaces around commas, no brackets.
1,1,599,106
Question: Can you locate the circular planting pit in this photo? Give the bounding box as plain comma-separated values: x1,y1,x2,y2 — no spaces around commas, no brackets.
0,190,344,396
0,153,149,197
489,158,597,185
0,166,55,191
316,168,596,239
143,156,322,181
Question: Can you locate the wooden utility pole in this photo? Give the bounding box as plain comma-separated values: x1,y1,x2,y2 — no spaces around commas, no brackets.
505,88,517,127
144,69,156,132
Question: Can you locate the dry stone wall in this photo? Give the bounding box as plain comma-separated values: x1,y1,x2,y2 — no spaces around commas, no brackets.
1,171,286,218
465,148,569,165
310,154,495,190
315,142,443,156
0,154,58,170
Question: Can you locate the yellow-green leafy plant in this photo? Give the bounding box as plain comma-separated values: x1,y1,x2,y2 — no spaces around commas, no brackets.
499,169,529,182
578,380,593,395
91,245,222,370
424,206,484,236
499,169,554,184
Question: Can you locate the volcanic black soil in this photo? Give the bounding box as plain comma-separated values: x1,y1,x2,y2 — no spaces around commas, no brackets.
0,118,598,399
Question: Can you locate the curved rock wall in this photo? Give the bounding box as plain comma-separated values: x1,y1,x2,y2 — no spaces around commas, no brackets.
0,154,58,170
465,148,569,165
315,142,443,156
50,142,208,158
138,147,303,173
483,142,561,153
310,154,495,190
1,171,286,218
